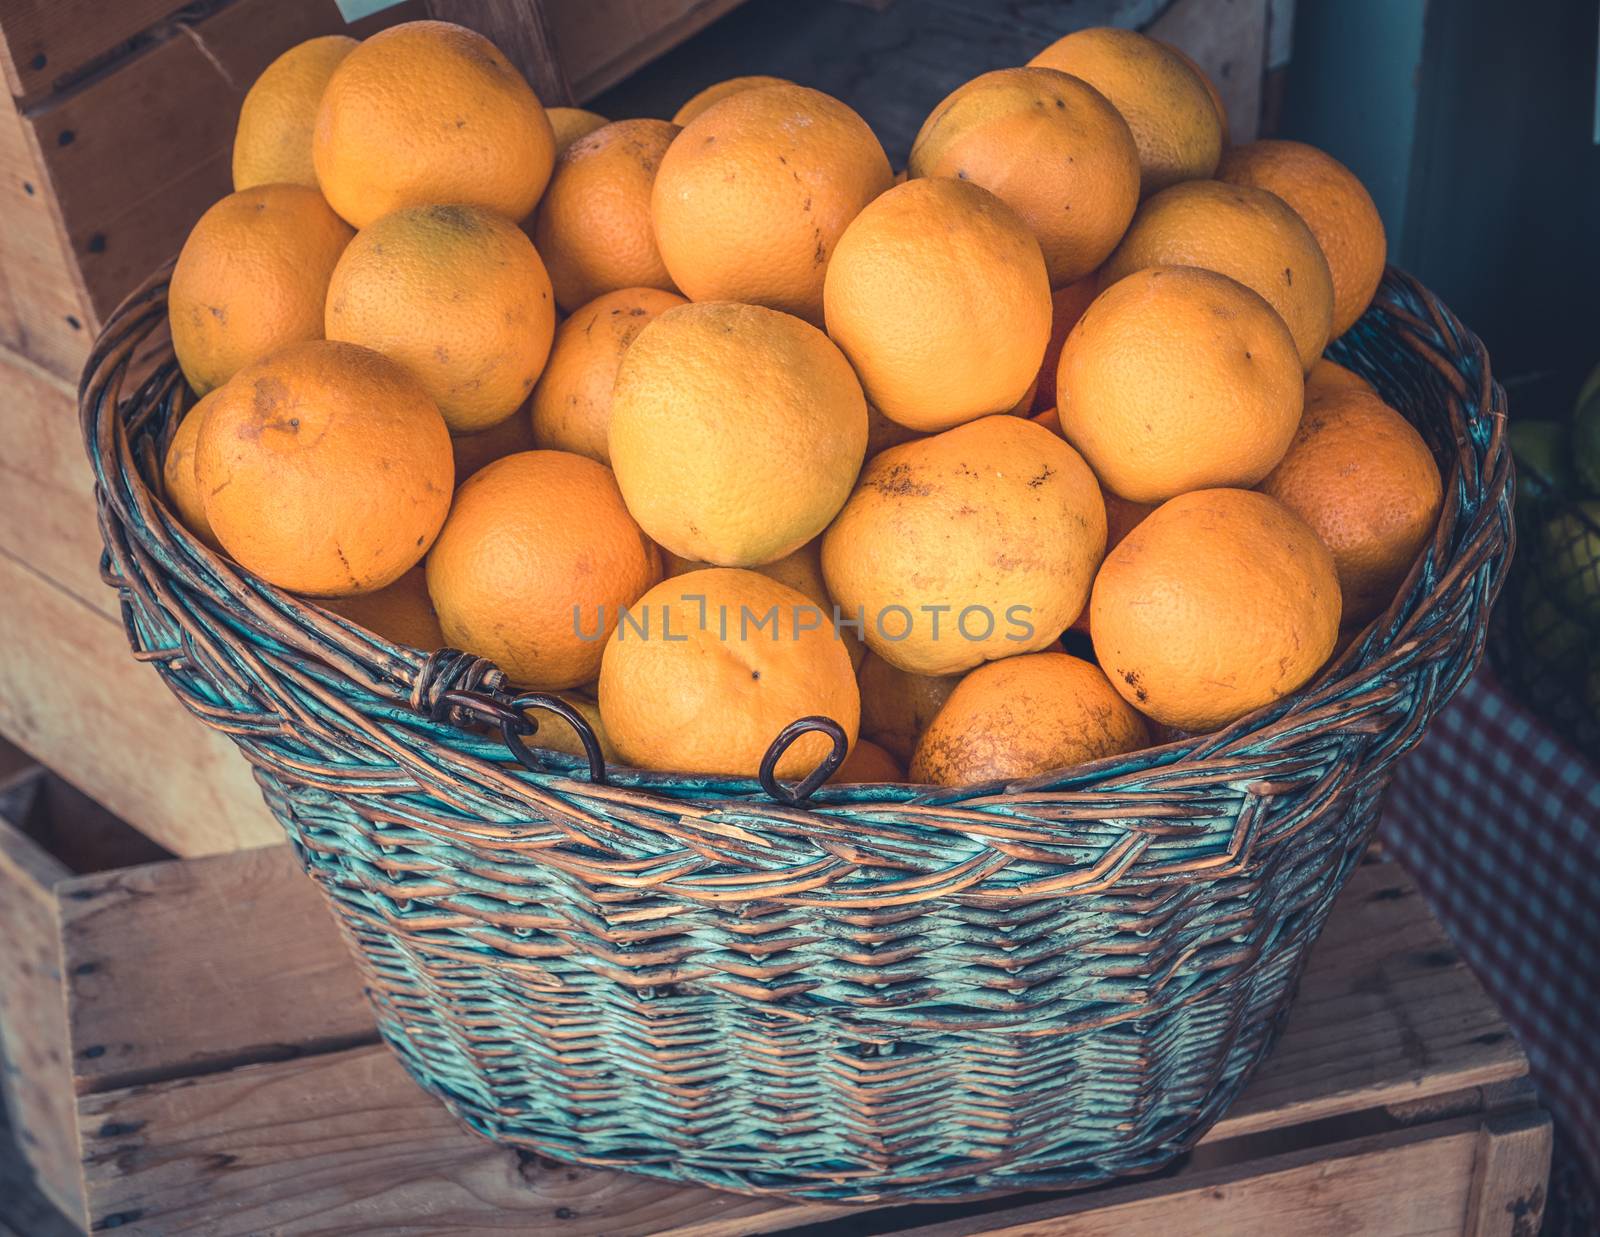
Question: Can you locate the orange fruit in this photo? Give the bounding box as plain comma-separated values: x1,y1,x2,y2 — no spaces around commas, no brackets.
232,35,356,191
325,204,556,432
533,119,682,311
531,287,687,463
451,404,538,483
322,565,445,650
857,652,962,763
425,451,660,689
1159,41,1228,143
312,20,555,229
169,185,352,395
1031,276,1098,411
910,652,1149,786
1028,27,1222,195
1307,356,1375,399
608,301,867,566
1068,483,1156,634
598,568,860,779
1218,139,1386,336
652,84,892,322
546,106,608,154
1090,488,1340,732
522,693,621,764
162,391,222,548
195,340,453,596
823,178,1052,431
1259,388,1442,624
1056,266,1303,502
907,67,1139,287
831,737,904,784
672,75,793,126
1104,179,1336,370
821,415,1105,675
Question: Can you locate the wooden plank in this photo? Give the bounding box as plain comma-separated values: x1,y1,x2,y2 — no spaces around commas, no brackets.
0,782,84,1225
0,549,282,857
1147,0,1270,144
549,0,751,102
59,845,374,1094
424,0,575,105
0,1,193,106
0,1088,80,1237
1464,1108,1551,1237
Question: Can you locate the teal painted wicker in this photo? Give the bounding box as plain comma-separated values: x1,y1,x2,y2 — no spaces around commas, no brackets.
81,268,1511,1203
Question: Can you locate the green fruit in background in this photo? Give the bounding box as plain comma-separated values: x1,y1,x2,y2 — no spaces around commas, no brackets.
1538,500,1600,625
1576,361,1600,495
1509,419,1575,501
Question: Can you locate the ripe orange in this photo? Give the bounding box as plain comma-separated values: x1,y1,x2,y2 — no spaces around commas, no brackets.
195,340,453,596
325,204,556,432
821,415,1105,675
832,737,904,784
162,391,222,548
1068,482,1156,633
323,565,446,650
652,84,892,322
425,451,661,689
531,287,687,463
546,106,608,154
1031,276,1099,411
312,20,555,228
1028,27,1222,195
907,67,1139,287
169,185,352,395
1090,488,1340,731
910,652,1148,785
1158,41,1228,143
672,75,793,126
1104,179,1336,370
608,301,867,566
823,178,1052,431
232,35,355,191
1259,388,1442,624
857,652,962,763
523,693,620,763
1307,356,1375,399
598,568,860,779
451,404,538,483
1218,139,1386,336
533,119,682,310
1056,266,1303,501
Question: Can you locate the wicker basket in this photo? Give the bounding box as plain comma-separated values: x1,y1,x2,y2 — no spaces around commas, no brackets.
80,267,1511,1203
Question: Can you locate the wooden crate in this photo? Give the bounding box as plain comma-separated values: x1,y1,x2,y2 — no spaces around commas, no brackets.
0,753,1551,1234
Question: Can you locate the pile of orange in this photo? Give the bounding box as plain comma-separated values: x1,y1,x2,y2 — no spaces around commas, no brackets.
164,19,1441,789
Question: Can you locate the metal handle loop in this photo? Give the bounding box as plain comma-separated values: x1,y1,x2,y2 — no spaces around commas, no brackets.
758,716,848,805
504,693,608,785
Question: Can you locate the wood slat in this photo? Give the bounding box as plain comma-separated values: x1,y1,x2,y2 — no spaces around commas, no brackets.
1464,1109,1552,1237
0,0,195,106
548,0,750,101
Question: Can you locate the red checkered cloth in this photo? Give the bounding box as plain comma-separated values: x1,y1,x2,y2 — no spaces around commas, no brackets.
1381,667,1600,1224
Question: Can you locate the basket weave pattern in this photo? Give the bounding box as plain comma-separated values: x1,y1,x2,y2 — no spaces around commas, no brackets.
81,269,1511,1202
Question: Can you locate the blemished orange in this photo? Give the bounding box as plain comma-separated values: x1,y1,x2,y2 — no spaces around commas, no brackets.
910,652,1149,786
1307,356,1375,399
232,35,355,190
608,301,868,566
322,565,446,649
1218,139,1386,336
821,415,1105,675
1056,266,1304,501
1090,488,1341,732
534,119,682,311
857,652,962,763
1104,179,1336,370
425,451,661,689
162,391,223,548
195,340,453,596
532,287,687,463
823,178,1052,431
1259,389,1442,624
325,204,556,432
652,84,892,322
1028,27,1222,195
598,568,860,779
522,693,621,764
672,75,793,126
451,403,538,483
546,107,608,154
1032,276,1098,411
907,67,1139,287
169,184,352,395
1159,41,1228,143
312,20,555,228
832,738,904,784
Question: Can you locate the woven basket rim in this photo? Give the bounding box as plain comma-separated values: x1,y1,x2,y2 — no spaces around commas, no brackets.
79,264,1512,822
